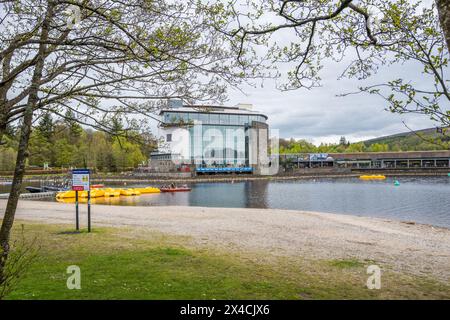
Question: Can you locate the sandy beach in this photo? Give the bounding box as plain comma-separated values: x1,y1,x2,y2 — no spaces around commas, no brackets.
1,199,450,282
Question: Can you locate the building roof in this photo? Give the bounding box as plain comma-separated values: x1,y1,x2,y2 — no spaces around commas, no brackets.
159,104,268,119
281,150,450,161
330,150,450,160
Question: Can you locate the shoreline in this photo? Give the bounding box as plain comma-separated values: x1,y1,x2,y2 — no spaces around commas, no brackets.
5,171,449,184
2,199,450,282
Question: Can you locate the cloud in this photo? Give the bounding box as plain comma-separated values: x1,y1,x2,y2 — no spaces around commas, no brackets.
227,57,440,145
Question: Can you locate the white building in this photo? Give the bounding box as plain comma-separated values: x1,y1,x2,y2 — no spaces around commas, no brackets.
151,102,269,174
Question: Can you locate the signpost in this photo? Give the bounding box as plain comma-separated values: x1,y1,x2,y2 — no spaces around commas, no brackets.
72,169,91,232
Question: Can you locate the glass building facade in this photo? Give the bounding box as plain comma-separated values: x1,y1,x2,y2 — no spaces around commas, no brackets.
163,112,266,126
161,110,267,167
190,125,247,166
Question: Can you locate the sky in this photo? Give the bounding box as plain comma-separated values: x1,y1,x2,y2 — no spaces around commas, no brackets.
225,55,438,146
221,0,443,145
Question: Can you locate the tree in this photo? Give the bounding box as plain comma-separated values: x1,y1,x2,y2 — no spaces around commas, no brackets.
36,112,54,141
0,146,16,171
28,130,54,167
112,138,146,170
64,109,82,143
367,143,389,152
218,0,450,127
0,0,248,289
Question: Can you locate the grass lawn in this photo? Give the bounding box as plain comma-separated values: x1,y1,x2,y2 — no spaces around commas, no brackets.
3,221,450,299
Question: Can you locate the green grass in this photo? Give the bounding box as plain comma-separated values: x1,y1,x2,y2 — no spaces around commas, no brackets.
3,222,450,300
328,259,366,269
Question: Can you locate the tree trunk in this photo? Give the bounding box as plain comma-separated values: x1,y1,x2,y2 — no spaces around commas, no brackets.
0,53,12,146
437,0,450,52
0,122,5,146
0,98,34,283
0,1,54,287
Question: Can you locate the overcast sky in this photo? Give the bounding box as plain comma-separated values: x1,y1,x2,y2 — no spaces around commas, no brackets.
222,0,443,145
225,57,439,145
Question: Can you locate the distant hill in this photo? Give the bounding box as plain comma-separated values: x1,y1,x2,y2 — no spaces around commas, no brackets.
362,127,450,151
279,127,449,154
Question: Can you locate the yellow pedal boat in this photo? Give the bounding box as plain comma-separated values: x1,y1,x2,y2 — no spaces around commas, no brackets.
135,187,160,194
103,188,121,197
56,190,76,199
78,189,104,198
120,188,141,196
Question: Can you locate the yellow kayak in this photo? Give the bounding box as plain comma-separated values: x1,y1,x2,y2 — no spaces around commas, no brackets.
359,175,386,180
135,187,160,194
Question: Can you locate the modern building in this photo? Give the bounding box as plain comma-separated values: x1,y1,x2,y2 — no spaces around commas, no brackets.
150,102,269,174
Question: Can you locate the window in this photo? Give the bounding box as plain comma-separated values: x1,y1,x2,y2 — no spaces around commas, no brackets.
166,134,172,142
198,113,209,124
188,113,198,122
229,114,240,125
179,113,189,122
163,112,172,123
219,114,229,125
209,114,219,124
239,115,249,125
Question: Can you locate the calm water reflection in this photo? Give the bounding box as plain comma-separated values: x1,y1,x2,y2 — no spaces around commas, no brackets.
3,176,450,228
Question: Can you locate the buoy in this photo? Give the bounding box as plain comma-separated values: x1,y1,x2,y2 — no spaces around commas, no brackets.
359,175,386,180
394,180,400,186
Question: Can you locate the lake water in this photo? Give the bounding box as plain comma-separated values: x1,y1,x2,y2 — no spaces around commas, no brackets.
2,176,450,228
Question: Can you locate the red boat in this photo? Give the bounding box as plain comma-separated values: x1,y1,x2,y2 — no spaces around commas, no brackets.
160,186,191,192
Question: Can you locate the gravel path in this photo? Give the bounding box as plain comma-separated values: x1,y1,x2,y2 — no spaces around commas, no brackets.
2,200,450,281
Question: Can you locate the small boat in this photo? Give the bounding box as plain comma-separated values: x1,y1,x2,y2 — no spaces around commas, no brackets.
26,186,43,193
27,185,67,193
160,185,191,193
42,185,67,192
91,184,105,189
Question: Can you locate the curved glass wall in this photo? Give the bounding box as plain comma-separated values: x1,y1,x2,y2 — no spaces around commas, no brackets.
163,112,266,126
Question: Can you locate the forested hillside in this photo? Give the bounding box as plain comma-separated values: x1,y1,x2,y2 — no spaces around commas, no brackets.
0,112,157,172
280,128,450,154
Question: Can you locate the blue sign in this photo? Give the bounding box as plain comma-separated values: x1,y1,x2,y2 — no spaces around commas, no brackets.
309,153,328,161
72,169,90,191
196,167,253,173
